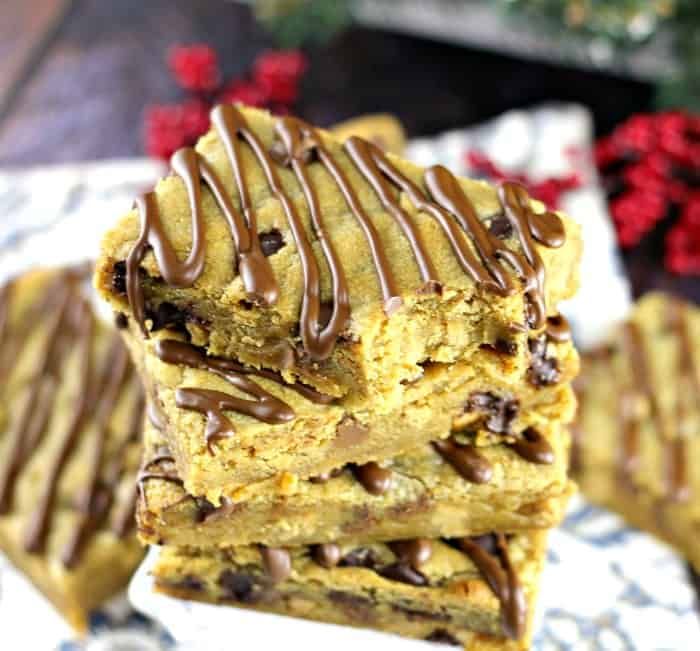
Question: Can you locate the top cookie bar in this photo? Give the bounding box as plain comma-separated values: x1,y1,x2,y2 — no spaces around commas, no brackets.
95,104,581,404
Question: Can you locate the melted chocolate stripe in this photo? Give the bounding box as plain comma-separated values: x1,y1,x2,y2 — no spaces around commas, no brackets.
0,282,74,513
498,183,557,329
24,298,95,555
272,117,351,359
352,143,510,296
432,437,493,483
424,166,515,296
111,390,146,538
219,105,360,355
62,337,132,567
665,300,694,501
508,428,554,465
155,339,303,452
211,104,278,305
456,534,526,640
342,137,440,292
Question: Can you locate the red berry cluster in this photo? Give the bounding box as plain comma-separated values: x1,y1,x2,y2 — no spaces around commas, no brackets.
465,150,581,210
595,111,700,275
144,45,307,161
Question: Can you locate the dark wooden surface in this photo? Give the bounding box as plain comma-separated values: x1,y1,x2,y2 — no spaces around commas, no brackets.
0,0,695,304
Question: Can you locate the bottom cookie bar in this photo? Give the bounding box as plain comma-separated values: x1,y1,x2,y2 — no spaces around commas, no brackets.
152,531,549,649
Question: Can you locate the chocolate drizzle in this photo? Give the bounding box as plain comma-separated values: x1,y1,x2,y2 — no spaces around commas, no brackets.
0,269,142,566
664,300,695,501
508,427,554,465
579,298,696,504
123,104,565,363
350,461,393,495
432,437,493,483
154,339,337,452
454,534,526,640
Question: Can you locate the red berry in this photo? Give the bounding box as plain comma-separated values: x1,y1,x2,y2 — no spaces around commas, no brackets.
613,114,656,155
252,50,307,105
665,218,700,275
594,137,620,168
143,100,210,161
610,190,666,247
219,80,269,108
168,44,221,92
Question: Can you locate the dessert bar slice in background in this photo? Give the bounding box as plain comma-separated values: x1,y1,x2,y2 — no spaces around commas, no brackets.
574,292,700,570
138,415,574,547
152,530,552,649
0,267,145,631
95,104,582,407
123,319,577,502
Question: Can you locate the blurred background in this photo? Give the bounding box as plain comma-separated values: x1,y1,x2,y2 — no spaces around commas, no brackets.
0,0,697,299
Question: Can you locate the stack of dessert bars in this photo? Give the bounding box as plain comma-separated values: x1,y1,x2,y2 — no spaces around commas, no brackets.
95,104,582,649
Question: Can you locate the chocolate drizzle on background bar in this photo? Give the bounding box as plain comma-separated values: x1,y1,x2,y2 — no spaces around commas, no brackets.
578,297,695,503
124,103,565,366
0,268,143,567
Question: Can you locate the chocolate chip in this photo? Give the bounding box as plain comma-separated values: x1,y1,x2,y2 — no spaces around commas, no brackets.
527,335,561,387
174,575,204,593
425,629,461,645
218,570,260,603
112,261,127,295
327,590,374,621
334,417,369,448
466,392,519,435
480,338,518,356
312,543,342,568
393,605,450,622
259,229,285,257
260,546,292,583
147,301,189,334
389,539,433,568
351,462,393,495
309,467,344,484
114,312,128,329
194,496,217,523
378,562,429,586
488,215,513,239
339,547,381,570
470,533,499,555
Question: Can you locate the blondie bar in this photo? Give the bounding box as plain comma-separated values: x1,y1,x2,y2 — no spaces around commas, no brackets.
152,530,550,648
123,315,577,502
0,267,145,630
328,113,406,155
138,414,573,547
95,104,581,406
573,292,700,570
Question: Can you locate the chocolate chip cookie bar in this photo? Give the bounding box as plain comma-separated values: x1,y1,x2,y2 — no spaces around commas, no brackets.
122,315,577,502
0,267,145,631
573,292,700,570
138,413,573,547
95,104,582,408
152,530,549,648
